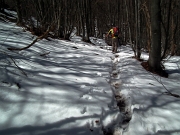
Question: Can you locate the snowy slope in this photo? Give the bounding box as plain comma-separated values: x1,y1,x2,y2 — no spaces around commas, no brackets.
116,48,180,135
0,20,122,135
0,19,180,135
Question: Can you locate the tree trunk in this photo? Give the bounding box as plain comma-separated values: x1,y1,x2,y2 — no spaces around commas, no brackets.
135,0,141,59
125,0,132,44
0,0,5,12
149,0,161,71
161,0,172,59
15,0,23,26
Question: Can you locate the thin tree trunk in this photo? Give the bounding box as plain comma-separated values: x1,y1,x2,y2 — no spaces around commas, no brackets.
142,1,151,52
15,0,23,26
135,0,141,59
125,0,132,44
161,0,172,59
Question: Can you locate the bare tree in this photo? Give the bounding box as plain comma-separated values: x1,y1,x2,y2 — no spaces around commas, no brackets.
2,0,180,57
135,0,141,59
15,0,23,26
0,0,5,12
148,0,162,71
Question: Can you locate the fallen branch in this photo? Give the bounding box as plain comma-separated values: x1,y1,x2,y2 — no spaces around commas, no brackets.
163,92,180,98
152,75,180,98
8,26,51,51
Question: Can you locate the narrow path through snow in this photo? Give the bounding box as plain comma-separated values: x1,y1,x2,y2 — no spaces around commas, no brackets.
109,53,132,135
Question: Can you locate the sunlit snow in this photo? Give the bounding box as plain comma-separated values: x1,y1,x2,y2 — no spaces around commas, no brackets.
0,18,180,135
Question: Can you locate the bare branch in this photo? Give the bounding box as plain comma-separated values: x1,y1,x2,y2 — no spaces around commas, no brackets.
10,57,27,77
7,26,51,51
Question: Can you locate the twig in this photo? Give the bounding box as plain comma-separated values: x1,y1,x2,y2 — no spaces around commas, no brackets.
163,92,180,98
1,51,27,77
152,75,180,98
10,57,27,77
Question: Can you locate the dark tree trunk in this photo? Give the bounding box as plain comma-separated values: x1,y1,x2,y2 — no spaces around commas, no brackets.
15,0,23,26
0,0,5,12
149,0,161,71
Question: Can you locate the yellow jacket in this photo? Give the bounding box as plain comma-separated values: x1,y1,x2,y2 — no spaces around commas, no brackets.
108,28,116,38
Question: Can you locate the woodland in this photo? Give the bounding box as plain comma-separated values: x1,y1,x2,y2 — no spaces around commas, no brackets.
0,0,180,75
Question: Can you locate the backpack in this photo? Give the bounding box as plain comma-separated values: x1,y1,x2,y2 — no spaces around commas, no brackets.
113,27,119,37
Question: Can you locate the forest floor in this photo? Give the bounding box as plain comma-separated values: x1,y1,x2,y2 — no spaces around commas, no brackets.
0,10,180,135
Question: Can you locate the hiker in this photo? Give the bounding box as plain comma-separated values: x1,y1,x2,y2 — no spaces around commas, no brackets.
106,26,119,53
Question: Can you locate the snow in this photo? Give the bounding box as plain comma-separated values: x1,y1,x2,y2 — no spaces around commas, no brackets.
0,20,180,135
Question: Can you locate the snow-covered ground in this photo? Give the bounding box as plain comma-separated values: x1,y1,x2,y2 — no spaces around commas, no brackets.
0,18,180,135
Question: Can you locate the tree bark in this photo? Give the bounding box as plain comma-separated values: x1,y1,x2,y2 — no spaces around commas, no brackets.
135,0,141,59
15,0,23,26
149,0,161,71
